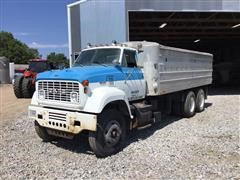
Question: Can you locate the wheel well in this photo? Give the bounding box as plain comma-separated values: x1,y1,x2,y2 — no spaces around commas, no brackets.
103,100,131,131
103,100,130,118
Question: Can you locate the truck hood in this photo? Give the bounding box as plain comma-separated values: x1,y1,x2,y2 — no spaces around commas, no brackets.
37,66,129,83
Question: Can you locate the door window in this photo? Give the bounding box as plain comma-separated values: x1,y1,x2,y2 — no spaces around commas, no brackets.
122,50,137,68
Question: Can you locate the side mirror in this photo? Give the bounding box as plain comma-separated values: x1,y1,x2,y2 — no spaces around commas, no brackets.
138,50,144,54
112,59,120,66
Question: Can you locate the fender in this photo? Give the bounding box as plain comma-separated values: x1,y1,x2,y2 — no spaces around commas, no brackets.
31,91,38,105
83,86,133,118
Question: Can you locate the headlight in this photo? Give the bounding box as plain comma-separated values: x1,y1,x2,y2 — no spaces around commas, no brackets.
29,109,36,118
38,89,45,100
70,92,79,103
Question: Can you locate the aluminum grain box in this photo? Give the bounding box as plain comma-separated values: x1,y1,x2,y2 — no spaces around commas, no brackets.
126,41,213,96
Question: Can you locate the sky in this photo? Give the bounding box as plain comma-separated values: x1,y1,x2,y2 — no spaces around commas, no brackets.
0,0,77,58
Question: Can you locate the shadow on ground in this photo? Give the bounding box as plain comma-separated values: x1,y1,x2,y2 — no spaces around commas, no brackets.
209,85,240,96
51,133,94,155
126,115,182,144
50,114,188,156
49,86,240,156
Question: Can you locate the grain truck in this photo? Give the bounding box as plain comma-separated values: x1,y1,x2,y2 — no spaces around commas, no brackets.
28,41,213,157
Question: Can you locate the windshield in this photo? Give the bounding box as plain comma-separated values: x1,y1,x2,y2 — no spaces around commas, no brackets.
73,48,121,67
29,61,49,73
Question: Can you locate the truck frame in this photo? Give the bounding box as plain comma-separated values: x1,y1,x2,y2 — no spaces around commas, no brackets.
29,41,213,157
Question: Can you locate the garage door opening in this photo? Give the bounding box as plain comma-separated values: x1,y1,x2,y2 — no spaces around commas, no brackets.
129,11,240,85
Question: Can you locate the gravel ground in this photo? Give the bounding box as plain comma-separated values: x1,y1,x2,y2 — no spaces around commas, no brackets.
0,87,239,179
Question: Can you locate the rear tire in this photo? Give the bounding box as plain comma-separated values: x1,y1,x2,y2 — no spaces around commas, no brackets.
13,76,23,98
196,89,205,112
22,77,34,98
182,91,196,118
34,121,55,142
89,109,126,158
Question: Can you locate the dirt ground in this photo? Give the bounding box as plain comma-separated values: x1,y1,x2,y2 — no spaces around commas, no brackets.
0,84,30,126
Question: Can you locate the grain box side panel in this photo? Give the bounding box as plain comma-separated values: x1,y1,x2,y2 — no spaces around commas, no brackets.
157,47,213,95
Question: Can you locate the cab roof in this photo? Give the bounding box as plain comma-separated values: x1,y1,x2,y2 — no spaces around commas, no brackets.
82,44,136,52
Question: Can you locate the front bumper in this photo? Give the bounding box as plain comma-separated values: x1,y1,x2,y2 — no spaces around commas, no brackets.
29,105,97,134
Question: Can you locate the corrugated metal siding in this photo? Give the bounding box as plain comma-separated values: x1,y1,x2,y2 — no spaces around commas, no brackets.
75,0,240,51
125,0,240,11
79,0,126,48
0,57,10,84
69,5,81,62
222,0,240,10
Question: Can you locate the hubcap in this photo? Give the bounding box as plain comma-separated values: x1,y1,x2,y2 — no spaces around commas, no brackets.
104,120,122,147
189,97,195,113
199,94,205,109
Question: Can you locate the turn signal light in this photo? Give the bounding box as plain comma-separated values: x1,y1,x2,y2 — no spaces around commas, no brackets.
82,80,89,87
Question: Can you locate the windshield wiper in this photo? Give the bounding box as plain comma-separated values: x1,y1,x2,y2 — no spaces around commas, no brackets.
92,61,107,67
73,63,83,67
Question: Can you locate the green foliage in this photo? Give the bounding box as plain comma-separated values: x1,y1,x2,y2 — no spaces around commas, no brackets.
47,52,69,68
0,31,39,64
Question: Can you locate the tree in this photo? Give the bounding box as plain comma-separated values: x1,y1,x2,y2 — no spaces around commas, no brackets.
47,52,69,68
0,31,39,64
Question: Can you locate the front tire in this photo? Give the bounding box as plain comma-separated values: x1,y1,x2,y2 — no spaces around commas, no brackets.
34,121,55,142
182,91,196,118
22,77,34,98
13,76,23,98
89,109,126,158
196,89,205,112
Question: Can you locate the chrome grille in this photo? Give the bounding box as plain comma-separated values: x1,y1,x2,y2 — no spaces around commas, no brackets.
49,112,66,121
38,81,80,102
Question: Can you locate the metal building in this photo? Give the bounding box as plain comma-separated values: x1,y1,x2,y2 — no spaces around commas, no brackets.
67,0,240,84
0,57,10,84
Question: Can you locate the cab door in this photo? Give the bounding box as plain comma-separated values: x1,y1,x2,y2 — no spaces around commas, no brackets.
119,49,146,101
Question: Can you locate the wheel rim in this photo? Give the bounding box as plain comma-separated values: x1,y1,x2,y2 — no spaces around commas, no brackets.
189,96,195,113
104,120,122,147
199,93,205,109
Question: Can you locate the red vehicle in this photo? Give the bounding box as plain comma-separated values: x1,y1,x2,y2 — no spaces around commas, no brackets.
13,59,53,98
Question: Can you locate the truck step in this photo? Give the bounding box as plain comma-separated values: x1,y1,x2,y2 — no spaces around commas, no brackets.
132,103,153,127
132,102,152,112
